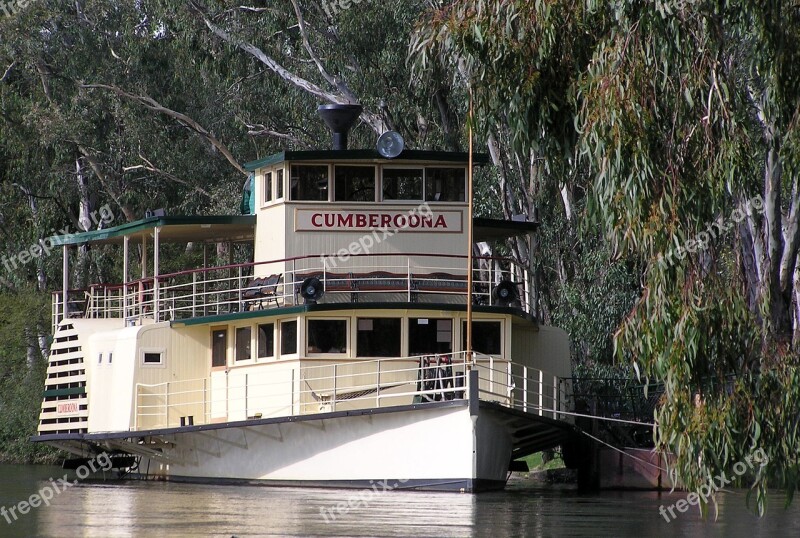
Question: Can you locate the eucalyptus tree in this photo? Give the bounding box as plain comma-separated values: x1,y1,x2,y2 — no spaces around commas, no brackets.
413,0,800,511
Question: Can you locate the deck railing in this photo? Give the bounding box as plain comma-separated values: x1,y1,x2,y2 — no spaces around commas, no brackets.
52,253,532,327
133,352,570,431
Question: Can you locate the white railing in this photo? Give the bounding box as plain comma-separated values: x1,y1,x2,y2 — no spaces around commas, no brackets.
473,355,571,421
53,253,532,327
133,352,570,430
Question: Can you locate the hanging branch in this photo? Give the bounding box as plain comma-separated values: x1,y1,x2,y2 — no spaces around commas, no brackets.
188,0,383,133
123,154,213,198
80,83,249,176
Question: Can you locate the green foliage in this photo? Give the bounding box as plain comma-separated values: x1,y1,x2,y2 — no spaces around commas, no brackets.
0,293,57,463
543,199,640,365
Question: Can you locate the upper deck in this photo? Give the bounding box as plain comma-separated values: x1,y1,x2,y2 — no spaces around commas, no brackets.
51,227,537,330
50,109,538,329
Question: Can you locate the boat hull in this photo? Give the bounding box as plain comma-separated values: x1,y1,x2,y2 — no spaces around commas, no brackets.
37,401,517,492
135,401,510,492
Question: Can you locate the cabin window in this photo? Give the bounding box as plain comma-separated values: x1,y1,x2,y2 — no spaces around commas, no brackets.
425,168,466,202
212,329,227,367
462,321,502,355
258,323,275,358
382,168,423,201
143,351,164,366
98,353,103,364
409,318,452,355
280,320,298,355
264,172,273,203
307,319,347,354
235,327,252,361
276,169,284,199
109,352,113,364
357,318,401,357
334,166,376,202
290,165,329,201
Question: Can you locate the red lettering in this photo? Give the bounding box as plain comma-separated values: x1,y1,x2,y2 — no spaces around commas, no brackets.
307,211,449,230
57,402,78,414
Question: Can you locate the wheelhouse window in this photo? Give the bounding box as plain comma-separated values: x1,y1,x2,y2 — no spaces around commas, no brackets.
357,318,401,357
383,168,423,201
264,172,273,203
462,321,502,355
409,318,452,355
280,320,297,356
425,168,466,202
276,169,284,199
290,165,329,201
143,351,164,366
258,323,275,358
307,319,347,354
335,166,376,202
212,329,227,367
235,327,252,361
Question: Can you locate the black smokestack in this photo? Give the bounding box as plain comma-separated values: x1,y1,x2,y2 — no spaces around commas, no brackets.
317,104,363,150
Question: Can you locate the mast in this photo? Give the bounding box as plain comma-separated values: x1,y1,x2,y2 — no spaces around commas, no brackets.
466,91,474,365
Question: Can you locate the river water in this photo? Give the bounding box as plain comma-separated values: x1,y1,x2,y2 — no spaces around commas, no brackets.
1,464,799,537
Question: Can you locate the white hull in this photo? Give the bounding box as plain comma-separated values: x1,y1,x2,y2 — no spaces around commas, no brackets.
128,402,511,492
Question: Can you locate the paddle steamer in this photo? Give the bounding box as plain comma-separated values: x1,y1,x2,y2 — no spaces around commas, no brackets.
32,105,574,491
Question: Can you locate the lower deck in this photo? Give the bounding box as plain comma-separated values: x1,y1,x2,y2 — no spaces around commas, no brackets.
38,304,572,438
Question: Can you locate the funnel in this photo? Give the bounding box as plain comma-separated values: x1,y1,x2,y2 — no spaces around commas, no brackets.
317,104,363,150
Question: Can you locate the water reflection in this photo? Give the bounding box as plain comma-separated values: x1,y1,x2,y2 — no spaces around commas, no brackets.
1,465,799,538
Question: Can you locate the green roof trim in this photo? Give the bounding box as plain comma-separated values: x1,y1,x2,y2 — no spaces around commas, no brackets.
43,387,86,398
50,215,257,247
244,150,492,171
172,302,534,327
172,305,309,327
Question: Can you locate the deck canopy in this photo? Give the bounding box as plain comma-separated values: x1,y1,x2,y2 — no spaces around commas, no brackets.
50,215,256,247
49,214,529,246
473,218,539,243
53,216,256,325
